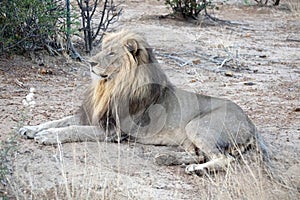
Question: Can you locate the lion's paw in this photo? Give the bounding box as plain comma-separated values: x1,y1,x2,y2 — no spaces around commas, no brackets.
185,164,207,175
34,129,60,145
18,126,40,139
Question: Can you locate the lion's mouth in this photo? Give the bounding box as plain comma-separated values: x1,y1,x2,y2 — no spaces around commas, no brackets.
91,68,107,77
98,72,108,78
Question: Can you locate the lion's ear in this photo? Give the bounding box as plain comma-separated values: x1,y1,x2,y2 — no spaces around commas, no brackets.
125,39,139,57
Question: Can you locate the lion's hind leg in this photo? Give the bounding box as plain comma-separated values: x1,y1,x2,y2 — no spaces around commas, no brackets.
19,115,80,139
183,114,238,175
185,154,235,175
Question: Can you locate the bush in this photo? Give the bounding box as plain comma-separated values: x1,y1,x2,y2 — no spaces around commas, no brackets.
0,0,66,54
254,0,280,6
161,0,209,19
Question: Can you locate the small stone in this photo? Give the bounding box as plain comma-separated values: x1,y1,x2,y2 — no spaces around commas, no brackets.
30,87,36,93
225,71,233,77
244,82,255,86
39,68,47,74
294,108,300,112
186,69,196,75
39,68,53,75
192,59,201,65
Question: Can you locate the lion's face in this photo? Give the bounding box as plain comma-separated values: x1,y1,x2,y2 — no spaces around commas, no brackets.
90,41,124,80
89,30,150,81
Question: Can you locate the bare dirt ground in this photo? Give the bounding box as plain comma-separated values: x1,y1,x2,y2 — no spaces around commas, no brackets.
1,1,300,199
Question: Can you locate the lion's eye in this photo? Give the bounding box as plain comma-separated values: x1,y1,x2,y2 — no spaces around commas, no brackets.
108,52,115,56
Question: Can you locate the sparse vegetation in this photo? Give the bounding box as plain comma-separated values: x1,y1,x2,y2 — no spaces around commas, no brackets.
253,0,281,6
0,133,19,199
0,88,36,198
286,0,300,14
0,0,122,56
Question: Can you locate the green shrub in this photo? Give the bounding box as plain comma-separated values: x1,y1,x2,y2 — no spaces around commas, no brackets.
0,0,66,54
160,0,209,19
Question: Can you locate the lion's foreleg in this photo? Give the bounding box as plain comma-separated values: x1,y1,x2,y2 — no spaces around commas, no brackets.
19,115,80,138
185,154,235,175
34,125,107,145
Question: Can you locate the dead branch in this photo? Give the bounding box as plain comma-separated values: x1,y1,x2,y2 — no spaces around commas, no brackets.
15,79,25,88
76,0,122,53
218,58,232,69
45,44,60,56
68,40,84,61
286,38,300,42
158,53,192,67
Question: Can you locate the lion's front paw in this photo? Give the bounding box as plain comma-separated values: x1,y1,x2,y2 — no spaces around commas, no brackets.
185,164,207,175
18,126,40,139
34,129,60,145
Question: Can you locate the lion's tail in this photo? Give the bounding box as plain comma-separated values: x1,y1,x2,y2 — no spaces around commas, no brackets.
256,133,277,180
257,133,296,189
257,133,287,184
257,133,271,164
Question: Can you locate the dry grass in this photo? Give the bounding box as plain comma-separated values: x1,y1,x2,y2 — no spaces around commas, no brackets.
4,140,299,199
286,0,300,15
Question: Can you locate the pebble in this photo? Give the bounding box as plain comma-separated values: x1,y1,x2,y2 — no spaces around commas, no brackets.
225,71,233,77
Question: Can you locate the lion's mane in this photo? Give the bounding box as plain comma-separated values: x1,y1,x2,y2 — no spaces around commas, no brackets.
80,30,172,129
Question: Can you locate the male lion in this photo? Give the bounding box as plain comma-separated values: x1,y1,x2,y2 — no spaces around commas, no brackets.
19,30,269,174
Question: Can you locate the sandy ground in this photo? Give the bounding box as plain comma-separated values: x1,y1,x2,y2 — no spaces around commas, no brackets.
1,1,300,199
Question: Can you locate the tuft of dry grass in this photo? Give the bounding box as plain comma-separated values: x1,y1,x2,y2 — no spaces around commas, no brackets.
286,0,300,15
4,140,300,199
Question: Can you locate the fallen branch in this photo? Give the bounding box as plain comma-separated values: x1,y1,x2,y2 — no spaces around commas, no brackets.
15,79,25,88
158,53,192,67
204,8,233,26
286,38,300,42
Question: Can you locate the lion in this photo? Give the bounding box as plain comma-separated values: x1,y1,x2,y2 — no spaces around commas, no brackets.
19,30,270,174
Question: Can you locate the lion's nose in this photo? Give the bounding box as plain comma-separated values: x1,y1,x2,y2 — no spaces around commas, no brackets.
99,74,108,78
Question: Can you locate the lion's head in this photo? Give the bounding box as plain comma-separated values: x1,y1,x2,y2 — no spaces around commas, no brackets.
80,30,172,127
